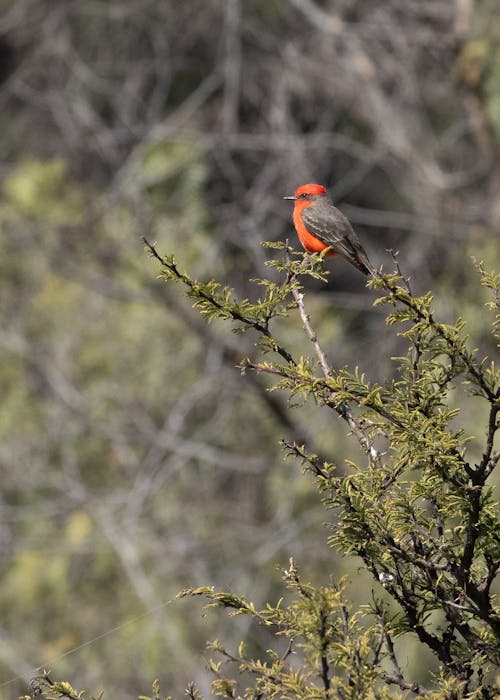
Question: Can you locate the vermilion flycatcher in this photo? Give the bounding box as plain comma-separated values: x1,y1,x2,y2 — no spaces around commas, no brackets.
284,183,373,275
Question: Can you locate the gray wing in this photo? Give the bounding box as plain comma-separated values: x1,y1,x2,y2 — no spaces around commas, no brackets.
301,203,372,275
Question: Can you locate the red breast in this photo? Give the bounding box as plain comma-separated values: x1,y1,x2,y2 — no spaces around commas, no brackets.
293,200,336,256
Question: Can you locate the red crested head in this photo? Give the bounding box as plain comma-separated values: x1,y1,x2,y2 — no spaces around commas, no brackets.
294,183,327,197
283,183,328,202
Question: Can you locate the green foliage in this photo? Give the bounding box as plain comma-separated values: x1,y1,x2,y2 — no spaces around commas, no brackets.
135,243,499,698
182,565,406,699
475,260,500,344
19,671,96,700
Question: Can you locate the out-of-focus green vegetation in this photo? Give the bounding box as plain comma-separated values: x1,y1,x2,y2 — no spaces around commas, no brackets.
0,0,498,697
457,1,500,140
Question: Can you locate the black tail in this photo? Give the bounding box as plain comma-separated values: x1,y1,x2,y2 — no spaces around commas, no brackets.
355,252,376,277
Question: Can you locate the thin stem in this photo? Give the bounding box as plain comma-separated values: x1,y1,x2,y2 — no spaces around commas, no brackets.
144,237,296,365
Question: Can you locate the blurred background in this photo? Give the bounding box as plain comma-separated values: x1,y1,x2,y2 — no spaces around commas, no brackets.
0,0,499,696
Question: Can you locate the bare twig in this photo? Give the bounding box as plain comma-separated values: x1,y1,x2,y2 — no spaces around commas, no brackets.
286,247,381,464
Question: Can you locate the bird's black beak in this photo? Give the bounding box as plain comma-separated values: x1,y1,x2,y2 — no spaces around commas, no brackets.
283,195,297,200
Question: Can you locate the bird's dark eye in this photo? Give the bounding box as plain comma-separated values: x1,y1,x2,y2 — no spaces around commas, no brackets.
300,193,308,198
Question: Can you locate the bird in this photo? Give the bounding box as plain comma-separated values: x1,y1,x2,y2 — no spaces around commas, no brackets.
283,183,373,275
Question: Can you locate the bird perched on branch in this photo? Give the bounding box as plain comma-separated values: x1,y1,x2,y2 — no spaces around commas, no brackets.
284,183,373,276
